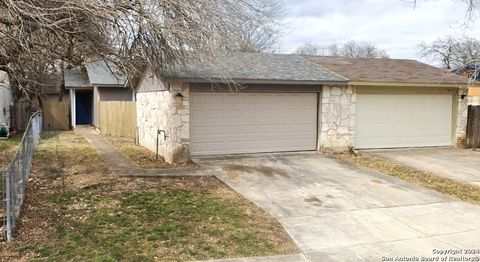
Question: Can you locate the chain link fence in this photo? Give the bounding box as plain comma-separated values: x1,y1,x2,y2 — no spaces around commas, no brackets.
2,111,42,241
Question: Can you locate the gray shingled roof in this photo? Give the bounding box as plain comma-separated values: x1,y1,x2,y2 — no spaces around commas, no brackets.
86,60,127,87
64,61,127,88
64,70,90,88
165,53,347,83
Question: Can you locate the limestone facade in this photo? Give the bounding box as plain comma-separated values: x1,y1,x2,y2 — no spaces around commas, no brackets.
318,85,356,150
136,74,189,163
456,88,469,146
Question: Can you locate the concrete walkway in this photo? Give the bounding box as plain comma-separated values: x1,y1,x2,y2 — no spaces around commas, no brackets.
75,126,209,177
74,126,142,175
196,152,480,262
367,148,480,186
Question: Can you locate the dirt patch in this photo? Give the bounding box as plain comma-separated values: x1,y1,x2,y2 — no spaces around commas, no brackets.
0,133,23,170
106,138,196,169
222,164,290,179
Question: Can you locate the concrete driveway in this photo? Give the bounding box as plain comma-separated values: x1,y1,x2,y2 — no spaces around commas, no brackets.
197,152,480,262
367,148,480,186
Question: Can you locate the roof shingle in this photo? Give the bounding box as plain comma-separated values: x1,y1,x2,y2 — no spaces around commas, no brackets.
303,56,469,85
166,53,347,83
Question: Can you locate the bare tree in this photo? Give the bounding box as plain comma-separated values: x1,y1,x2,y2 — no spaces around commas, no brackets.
233,0,285,53
294,43,325,56
329,41,389,58
0,0,283,102
418,37,457,69
295,41,388,58
418,36,480,69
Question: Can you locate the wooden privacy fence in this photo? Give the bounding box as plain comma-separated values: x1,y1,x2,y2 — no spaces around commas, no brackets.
466,105,480,148
13,101,32,130
99,101,136,138
43,101,70,130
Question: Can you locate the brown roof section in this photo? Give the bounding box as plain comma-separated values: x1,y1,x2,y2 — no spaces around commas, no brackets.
302,56,469,85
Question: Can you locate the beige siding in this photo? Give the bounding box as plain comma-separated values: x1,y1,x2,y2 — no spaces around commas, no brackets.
99,87,133,101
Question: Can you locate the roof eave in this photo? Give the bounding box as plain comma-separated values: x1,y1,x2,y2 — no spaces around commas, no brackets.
90,83,128,88
164,77,347,86
348,81,469,88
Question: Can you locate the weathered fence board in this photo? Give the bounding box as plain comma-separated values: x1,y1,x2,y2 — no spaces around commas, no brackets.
43,101,70,131
13,101,32,131
99,101,136,138
466,105,480,148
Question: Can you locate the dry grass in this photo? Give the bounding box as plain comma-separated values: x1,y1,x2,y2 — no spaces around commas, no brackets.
106,138,196,169
0,131,298,261
335,152,480,205
0,133,23,171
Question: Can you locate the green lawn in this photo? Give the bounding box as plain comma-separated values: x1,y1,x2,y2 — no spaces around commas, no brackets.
0,132,297,261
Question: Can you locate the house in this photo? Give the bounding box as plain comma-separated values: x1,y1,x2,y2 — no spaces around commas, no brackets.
135,53,469,163
0,71,13,127
452,64,480,105
65,60,134,129
303,56,468,149
40,74,67,103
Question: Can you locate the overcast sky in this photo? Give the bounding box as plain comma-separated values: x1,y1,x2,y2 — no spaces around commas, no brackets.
279,0,480,65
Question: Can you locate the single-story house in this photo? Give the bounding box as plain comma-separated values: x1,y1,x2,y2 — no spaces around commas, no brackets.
0,71,13,126
65,60,134,128
135,53,469,163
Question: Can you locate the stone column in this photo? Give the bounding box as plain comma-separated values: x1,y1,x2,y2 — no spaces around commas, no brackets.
318,85,356,151
456,88,469,146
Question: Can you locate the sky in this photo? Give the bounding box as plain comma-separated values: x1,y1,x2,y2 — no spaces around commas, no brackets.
279,0,480,65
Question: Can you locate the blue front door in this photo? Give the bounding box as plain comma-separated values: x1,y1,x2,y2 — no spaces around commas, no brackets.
75,91,93,125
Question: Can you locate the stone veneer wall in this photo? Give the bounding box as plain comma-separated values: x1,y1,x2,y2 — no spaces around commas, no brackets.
136,76,190,163
456,88,469,146
318,85,356,150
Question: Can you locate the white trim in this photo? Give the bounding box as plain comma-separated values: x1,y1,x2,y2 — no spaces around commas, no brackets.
70,89,76,128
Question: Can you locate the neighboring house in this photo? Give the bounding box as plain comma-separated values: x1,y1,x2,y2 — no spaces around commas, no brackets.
65,60,133,128
135,53,469,163
452,64,480,105
469,87,480,105
0,71,13,127
40,74,67,103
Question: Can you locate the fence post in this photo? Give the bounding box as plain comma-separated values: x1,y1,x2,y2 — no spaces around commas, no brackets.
466,105,480,148
5,169,11,241
2,111,43,241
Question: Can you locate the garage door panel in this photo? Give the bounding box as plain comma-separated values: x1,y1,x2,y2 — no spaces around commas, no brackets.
190,92,317,155
356,93,453,149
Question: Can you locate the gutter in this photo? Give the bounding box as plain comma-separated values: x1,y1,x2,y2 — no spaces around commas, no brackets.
164,78,348,86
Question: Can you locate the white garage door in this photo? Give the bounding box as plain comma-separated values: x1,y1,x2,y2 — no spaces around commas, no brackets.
190,92,318,155
356,92,454,149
